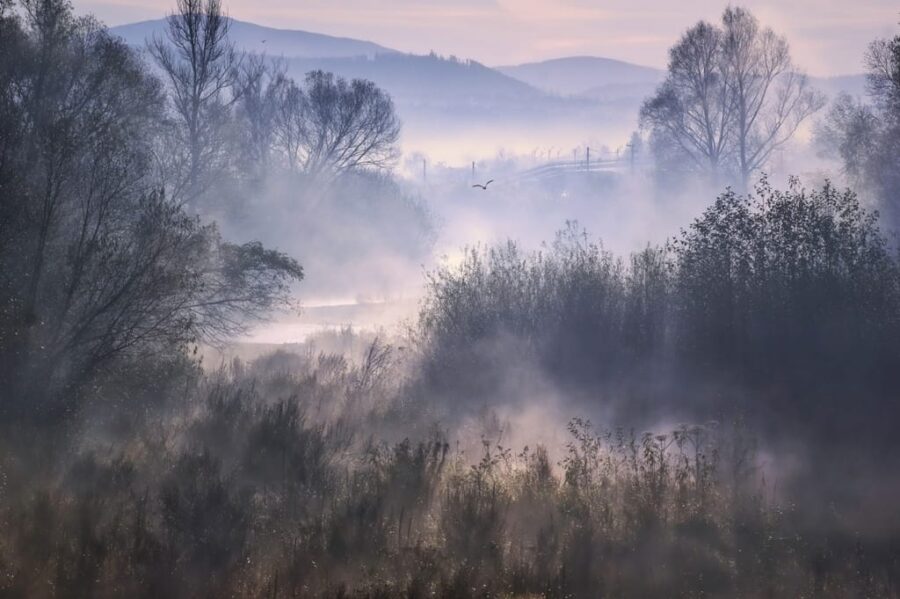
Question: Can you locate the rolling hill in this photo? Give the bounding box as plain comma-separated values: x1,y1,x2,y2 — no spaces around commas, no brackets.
110,18,397,59
285,54,545,107
497,56,664,97
108,18,658,159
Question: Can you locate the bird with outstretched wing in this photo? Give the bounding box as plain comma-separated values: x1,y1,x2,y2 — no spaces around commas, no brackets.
472,179,494,190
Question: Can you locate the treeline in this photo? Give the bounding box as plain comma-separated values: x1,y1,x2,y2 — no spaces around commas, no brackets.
141,0,434,296
0,0,303,421
146,0,401,206
642,6,900,229
417,180,900,446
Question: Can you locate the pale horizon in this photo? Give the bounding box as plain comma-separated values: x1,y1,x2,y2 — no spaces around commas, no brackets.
75,0,898,76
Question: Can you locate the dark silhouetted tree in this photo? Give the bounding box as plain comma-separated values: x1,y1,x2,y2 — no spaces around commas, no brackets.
0,0,302,421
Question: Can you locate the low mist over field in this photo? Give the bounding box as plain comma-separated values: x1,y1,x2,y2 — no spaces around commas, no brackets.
2,0,900,596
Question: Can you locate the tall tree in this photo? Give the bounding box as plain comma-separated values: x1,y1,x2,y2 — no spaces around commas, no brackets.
0,0,302,421
270,75,307,171
640,22,733,178
148,0,241,204
234,54,283,178
721,7,824,183
864,31,900,226
865,32,900,115
814,94,880,189
641,6,824,186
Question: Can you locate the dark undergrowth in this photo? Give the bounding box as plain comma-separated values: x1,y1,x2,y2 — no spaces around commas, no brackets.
1,345,898,599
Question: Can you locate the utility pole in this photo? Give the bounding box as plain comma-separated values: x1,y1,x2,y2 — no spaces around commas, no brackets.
422,158,426,183
586,147,590,171
472,161,475,181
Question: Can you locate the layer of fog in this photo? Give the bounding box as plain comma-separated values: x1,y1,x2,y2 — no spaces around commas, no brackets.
233,130,831,345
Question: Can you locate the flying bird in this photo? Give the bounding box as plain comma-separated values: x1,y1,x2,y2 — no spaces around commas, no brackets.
472,179,494,190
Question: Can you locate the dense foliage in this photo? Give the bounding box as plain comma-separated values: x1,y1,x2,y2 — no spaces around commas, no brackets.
418,180,900,442
0,0,304,422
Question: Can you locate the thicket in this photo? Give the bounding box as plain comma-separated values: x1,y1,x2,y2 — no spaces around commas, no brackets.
2,345,898,598
417,179,900,444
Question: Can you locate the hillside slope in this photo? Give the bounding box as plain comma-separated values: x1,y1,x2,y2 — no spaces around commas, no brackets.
110,18,397,58
498,56,663,96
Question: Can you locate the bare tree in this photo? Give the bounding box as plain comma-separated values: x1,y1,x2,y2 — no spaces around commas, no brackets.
148,0,241,204
640,22,733,177
641,6,824,186
272,70,400,178
270,74,308,171
235,54,285,177
865,34,900,113
721,7,824,184
814,94,881,189
815,28,900,227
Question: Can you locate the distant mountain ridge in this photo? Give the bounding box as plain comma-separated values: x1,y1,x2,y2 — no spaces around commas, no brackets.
110,18,397,59
110,18,553,117
110,17,868,105
109,17,868,161
497,56,664,97
284,54,544,107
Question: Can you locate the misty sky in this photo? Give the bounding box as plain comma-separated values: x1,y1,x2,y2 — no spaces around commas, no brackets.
77,0,897,76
